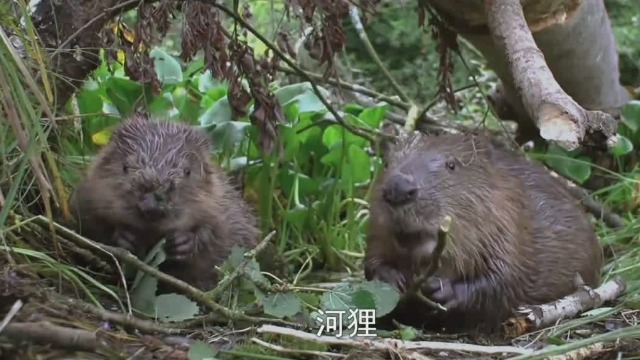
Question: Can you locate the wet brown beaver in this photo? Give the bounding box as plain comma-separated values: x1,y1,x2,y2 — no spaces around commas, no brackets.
70,116,259,291
364,132,603,334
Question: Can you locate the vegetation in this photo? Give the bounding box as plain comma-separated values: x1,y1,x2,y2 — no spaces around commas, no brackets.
1,0,640,359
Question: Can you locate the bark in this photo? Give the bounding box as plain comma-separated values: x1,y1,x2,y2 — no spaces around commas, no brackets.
427,0,631,149
26,0,138,110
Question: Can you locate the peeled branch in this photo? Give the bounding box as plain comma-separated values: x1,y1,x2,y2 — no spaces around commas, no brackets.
483,0,618,151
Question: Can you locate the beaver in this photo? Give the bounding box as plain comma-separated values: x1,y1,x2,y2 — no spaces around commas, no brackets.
364,131,603,334
69,115,260,291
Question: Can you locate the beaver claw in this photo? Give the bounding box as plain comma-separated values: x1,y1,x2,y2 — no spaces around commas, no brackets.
112,228,138,254
165,231,197,261
423,277,470,310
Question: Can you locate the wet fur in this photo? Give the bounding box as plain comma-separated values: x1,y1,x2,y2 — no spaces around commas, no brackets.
365,132,603,334
70,116,259,291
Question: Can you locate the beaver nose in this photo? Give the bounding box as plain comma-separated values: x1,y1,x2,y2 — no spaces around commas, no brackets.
382,173,418,206
137,192,167,221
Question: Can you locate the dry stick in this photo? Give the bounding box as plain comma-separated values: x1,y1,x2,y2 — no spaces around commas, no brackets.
48,293,184,335
257,324,533,355
348,4,412,104
1,322,99,353
251,337,346,359
402,216,452,312
196,0,378,144
484,0,616,151
503,277,627,338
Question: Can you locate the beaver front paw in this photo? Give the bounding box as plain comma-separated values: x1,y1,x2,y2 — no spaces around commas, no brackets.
165,231,197,261
112,228,138,254
423,277,471,310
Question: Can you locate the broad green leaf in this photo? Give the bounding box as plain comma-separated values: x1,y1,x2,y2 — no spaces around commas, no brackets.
273,82,328,113
358,103,389,129
346,144,372,184
104,77,143,116
199,96,233,127
543,145,592,184
155,293,200,322
188,341,219,360
350,289,376,309
150,47,184,84
210,121,251,150
621,100,640,133
263,293,304,319
610,135,634,156
197,70,226,93
76,88,103,115
357,280,401,317
148,93,174,117
320,284,355,312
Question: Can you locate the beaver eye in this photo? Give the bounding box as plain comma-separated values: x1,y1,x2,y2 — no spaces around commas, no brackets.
445,160,456,170
183,167,191,177
122,164,129,174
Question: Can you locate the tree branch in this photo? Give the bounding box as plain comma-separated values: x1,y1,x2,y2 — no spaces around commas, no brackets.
484,0,618,151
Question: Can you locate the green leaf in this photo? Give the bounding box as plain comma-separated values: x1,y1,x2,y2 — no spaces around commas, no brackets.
197,70,226,93
104,77,144,116
358,103,388,129
350,289,376,309
210,121,251,150
357,280,401,317
199,96,233,127
75,88,103,115
148,93,175,117
610,135,634,156
543,145,592,184
345,144,372,185
188,341,219,360
155,293,200,322
273,82,328,113
150,47,184,85
320,284,355,312
263,293,304,319
621,100,640,133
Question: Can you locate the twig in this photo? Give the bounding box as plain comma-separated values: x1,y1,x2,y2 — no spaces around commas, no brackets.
545,343,605,360
348,4,412,104
257,324,533,355
1,322,99,352
251,337,346,358
0,299,23,333
277,66,410,111
503,277,627,337
196,0,378,144
49,293,184,335
207,230,276,301
403,216,451,311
